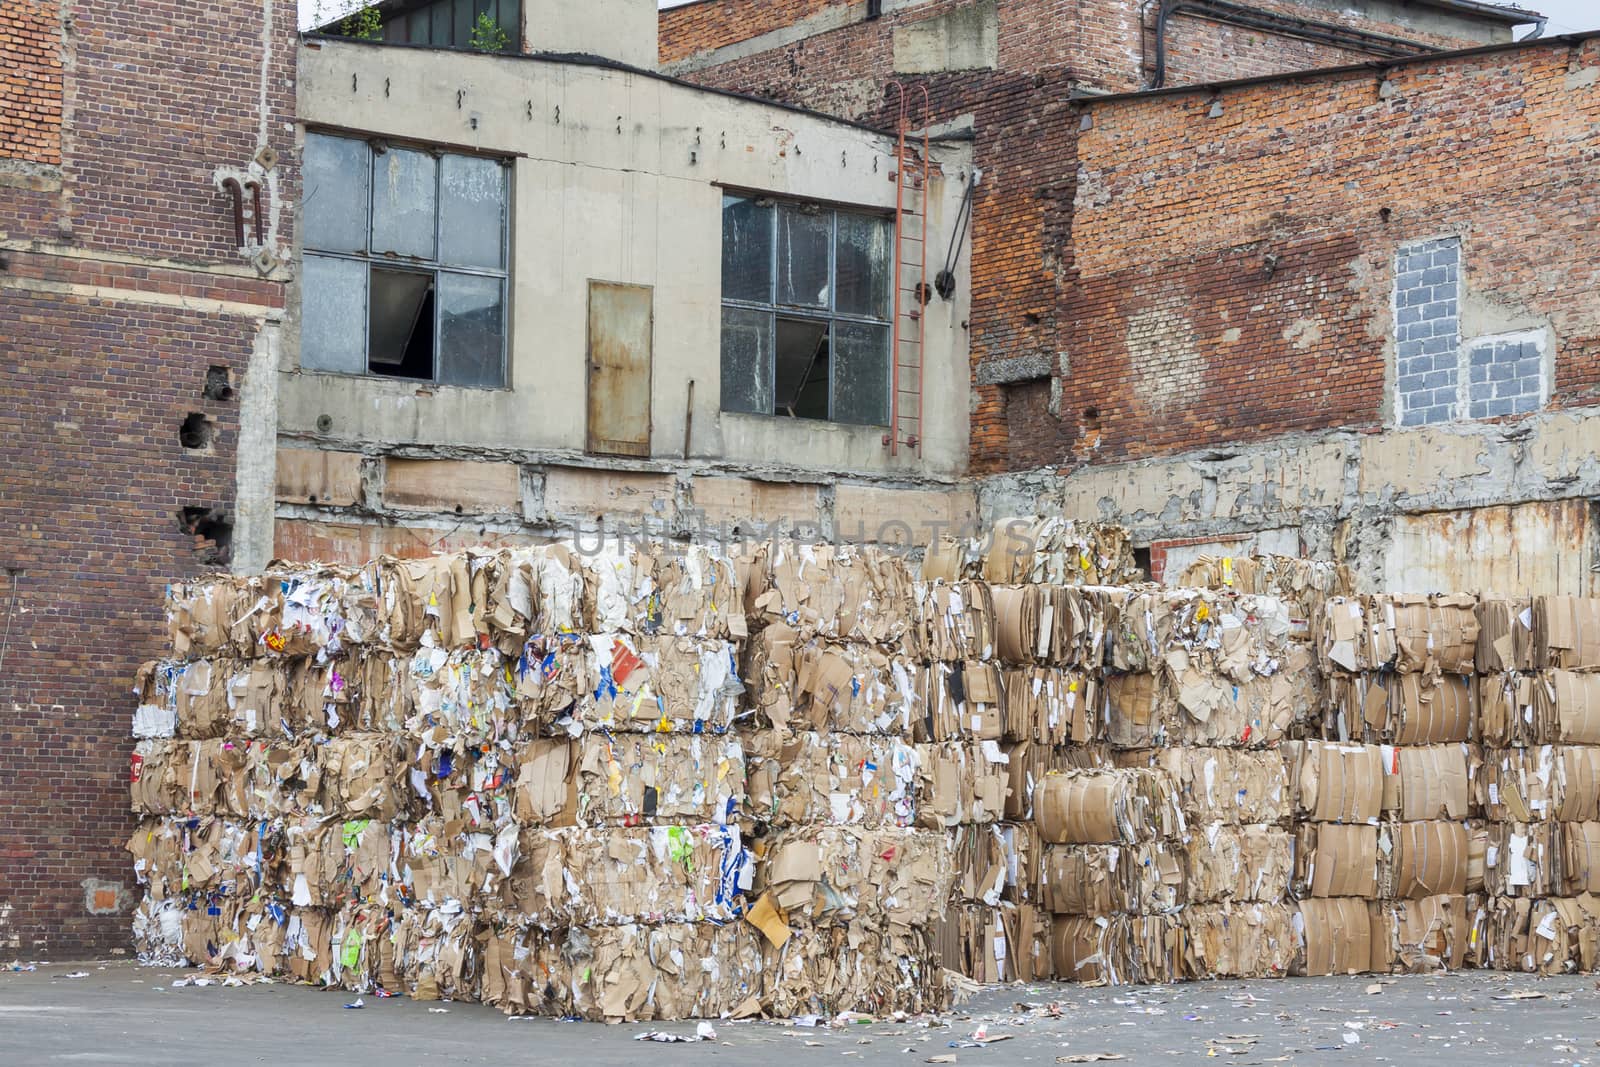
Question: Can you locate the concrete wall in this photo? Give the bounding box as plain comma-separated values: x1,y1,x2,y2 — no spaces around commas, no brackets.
523,0,659,68
290,39,970,480
980,406,1600,596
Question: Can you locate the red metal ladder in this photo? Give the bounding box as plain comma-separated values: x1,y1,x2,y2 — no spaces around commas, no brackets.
886,81,930,457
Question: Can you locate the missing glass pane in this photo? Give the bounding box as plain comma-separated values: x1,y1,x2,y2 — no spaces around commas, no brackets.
774,317,830,420
369,267,435,380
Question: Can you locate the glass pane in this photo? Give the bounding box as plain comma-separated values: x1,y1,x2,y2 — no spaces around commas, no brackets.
302,133,369,254
438,272,505,387
499,0,520,47
300,255,368,374
835,212,892,320
439,155,506,268
368,268,435,379
454,0,472,46
720,307,772,415
777,206,831,309
832,321,890,426
371,147,437,260
407,11,429,42
774,317,830,420
431,1,452,44
721,196,772,305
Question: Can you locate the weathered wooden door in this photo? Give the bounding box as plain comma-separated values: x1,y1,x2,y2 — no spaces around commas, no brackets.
586,281,653,457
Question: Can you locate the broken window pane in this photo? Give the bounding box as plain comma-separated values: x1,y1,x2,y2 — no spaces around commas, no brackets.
774,317,831,420
835,212,892,321
439,155,506,269
371,147,438,261
721,196,773,305
302,133,370,254
438,272,505,388
301,254,368,374
720,307,773,415
368,267,435,379
777,206,831,309
832,321,890,426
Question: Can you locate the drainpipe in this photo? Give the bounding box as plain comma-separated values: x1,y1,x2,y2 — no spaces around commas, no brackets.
1520,16,1548,41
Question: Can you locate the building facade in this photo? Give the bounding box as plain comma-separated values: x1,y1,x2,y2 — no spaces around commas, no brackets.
0,0,297,955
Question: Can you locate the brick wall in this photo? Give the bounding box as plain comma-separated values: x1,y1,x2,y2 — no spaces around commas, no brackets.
658,0,1524,476
1036,39,1600,469
0,0,62,165
0,0,296,957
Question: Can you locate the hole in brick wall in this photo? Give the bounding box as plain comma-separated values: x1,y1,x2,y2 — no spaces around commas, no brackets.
1024,311,1041,325
1132,546,1152,581
178,507,234,567
203,366,235,401
179,413,215,450
1081,406,1101,430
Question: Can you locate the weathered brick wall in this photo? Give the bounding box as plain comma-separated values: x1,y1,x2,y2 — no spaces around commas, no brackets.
658,0,1525,475
1032,39,1600,469
0,0,62,165
0,0,296,956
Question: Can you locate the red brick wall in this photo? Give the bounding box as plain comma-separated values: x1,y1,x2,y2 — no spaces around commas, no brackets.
1033,40,1600,469
658,1,1526,476
0,0,62,164
0,0,296,957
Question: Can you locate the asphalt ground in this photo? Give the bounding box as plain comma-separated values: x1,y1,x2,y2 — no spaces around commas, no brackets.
1,961,1597,1066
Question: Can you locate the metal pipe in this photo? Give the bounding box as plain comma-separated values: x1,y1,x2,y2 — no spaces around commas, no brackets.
245,180,265,244
220,177,246,248
1152,0,1435,88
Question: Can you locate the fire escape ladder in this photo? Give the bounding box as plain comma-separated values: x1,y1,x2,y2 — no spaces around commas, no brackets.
885,81,930,457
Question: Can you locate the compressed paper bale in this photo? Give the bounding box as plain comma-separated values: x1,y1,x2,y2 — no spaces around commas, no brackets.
372,554,489,652
508,633,592,724
392,904,481,1001
1283,740,1385,824
1040,840,1184,915
1328,672,1476,745
587,634,743,734
1479,672,1539,746
918,659,1007,742
1293,897,1373,976
1182,824,1292,904
397,815,499,911
1477,598,1536,673
978,516,1141,587
914,741,1010,828
949,822,1030,906
1034,768,1179,845
1482,821,1559,897
1375,820,1471,899
1479,895,1600,975
281,814,392,907
1368,894,1474,973
127,817,269,903
573,732,746,826
1182,902,1295,979
632,543,745,640
1477,746,1555,822
742,730,921,828
1558,821,1600,895
1533,596,1600,671
760,826,953,930
318,734,410,822
1114,747,1291,826
767,921,948,1016
1293,822,1378,899
405,645,521,747
744,541,918,649
1177,554,1352,642
1320,594,1479,675
1050,914,1136,985
915,579,996,663
1381,743,1474,822
1533,671,1600,743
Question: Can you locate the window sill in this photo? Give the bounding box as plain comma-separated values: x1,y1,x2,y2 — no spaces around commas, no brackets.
720,410,890,433
290,367,512,393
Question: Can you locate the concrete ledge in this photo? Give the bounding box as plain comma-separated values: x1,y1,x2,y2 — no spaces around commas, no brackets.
384,458,522,513
975,353,1053,385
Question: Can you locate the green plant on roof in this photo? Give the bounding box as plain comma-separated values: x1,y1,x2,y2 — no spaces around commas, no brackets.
469,11,510,52
341,4,382,41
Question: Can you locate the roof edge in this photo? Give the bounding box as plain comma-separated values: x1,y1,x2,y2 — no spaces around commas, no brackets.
1072,27,1599,105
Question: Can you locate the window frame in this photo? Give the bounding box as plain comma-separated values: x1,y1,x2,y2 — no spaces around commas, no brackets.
718,190,895,427
301,130,512,390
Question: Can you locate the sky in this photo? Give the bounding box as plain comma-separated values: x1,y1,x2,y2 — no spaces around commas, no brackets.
296,0,1599,34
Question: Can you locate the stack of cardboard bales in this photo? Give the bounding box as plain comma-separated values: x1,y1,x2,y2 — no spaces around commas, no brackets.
128,542,956,1020
1474,595,1600,973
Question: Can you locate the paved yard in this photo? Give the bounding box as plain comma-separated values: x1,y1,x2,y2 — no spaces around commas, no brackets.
1,962,1597,1066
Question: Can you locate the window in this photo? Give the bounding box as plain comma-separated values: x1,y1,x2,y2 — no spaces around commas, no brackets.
1393,237,1546,425
379,0,521,50
301,132,509,388
719,194,893,426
